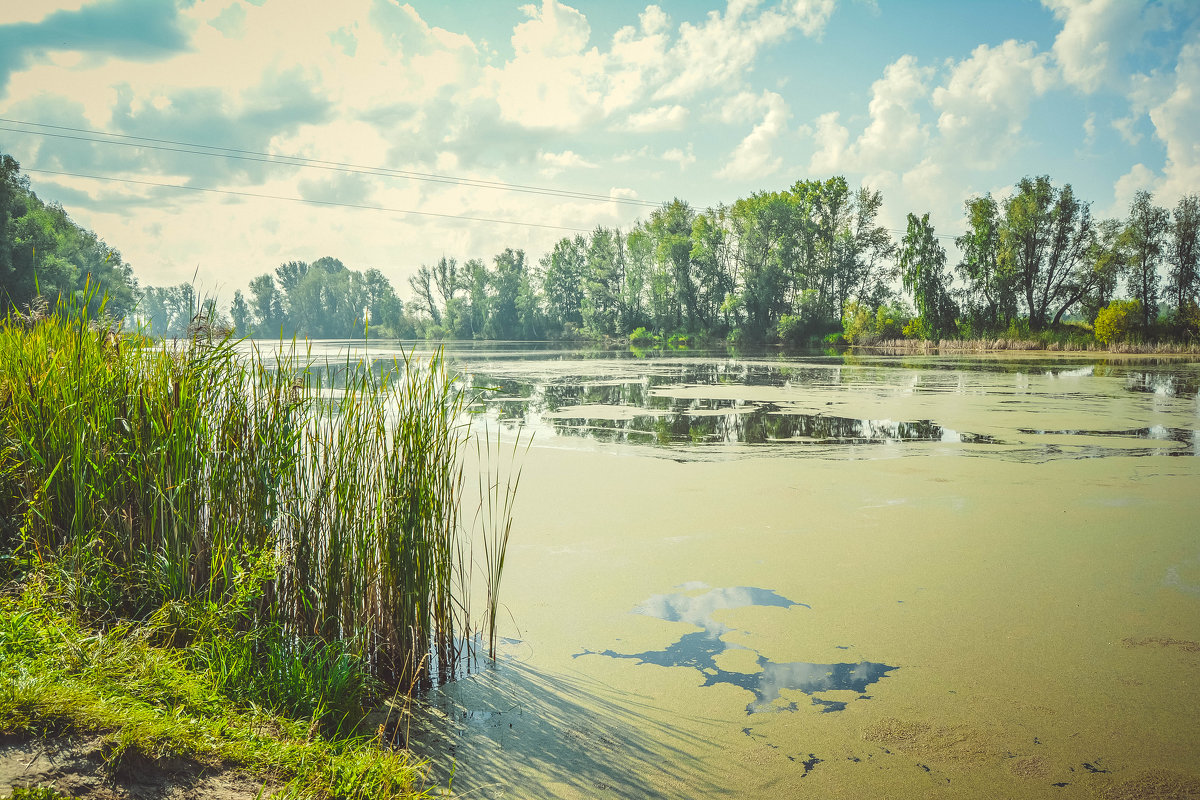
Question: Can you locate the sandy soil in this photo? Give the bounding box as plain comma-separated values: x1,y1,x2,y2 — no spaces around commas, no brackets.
0,735,271,800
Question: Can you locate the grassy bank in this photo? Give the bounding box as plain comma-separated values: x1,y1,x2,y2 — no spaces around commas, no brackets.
0,298,516,797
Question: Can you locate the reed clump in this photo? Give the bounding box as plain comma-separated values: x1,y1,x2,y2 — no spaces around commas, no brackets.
0,296,514,728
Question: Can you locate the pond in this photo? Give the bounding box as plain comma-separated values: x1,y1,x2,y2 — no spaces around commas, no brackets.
285,341,1200,798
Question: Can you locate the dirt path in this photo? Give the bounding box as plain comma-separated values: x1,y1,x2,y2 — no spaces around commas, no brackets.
0,735,272,800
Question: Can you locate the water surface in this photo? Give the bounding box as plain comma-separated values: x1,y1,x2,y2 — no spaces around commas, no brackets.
275,342,1200,798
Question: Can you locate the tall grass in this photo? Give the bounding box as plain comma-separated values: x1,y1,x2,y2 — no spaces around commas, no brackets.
0,296,515,714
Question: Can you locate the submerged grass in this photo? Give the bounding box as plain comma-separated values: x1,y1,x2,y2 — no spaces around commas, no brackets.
0,296,521,796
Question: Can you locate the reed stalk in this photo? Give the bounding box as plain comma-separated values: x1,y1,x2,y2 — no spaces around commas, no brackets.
0,295,517,708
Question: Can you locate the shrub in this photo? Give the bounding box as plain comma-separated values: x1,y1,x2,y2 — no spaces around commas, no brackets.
1094,299,1142,346
841,301,874,344
629,326,655,346
875,302,910,341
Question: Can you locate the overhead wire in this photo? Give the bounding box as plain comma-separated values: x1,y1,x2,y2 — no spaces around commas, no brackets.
4,114,964,241
0,117,663,209
21,167,595,233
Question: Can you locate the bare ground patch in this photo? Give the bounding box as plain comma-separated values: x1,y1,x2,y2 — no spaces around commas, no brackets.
0,735,273,800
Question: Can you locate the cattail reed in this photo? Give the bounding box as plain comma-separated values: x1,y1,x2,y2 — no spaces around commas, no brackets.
0,295,514,695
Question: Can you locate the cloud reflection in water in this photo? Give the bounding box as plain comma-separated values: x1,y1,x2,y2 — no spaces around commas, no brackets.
576,585,897,714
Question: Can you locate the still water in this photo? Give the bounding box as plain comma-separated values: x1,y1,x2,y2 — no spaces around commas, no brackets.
294,342,1200,798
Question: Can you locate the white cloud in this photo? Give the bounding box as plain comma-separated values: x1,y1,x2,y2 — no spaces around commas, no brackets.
620,103,689,132
810,54,931,174
932,40,1056,169
1144,40,1200,205
1042,0,1167,94
612,146,651,163
1082,111,1096,145
1110,163,1158,216
717,90,770,124
538,149,599,177
1111,115,1143,146
807,111,850,174
0,0,88,25
639,5,671,35
663,144,696,170
540,149,598,168
716,90,789,180
653,0,835,100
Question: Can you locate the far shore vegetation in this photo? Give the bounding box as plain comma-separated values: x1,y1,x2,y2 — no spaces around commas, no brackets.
7,154,1195,355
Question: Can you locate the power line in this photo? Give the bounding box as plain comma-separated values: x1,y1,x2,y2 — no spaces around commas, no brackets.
0,116,663,209
22,167,594,234
4,115,965,241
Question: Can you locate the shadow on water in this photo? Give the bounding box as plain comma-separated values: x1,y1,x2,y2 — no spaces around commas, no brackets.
575,586,897,715
406,657,731,799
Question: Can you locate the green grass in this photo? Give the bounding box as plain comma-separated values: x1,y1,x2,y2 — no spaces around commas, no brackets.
0,587,427,799
0,295,521,797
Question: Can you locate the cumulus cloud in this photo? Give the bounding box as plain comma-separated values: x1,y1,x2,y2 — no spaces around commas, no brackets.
1143,40,1200,205
484,0,835,131
809,54,932,173
716,90,789,180
1042,0,1171,94
654,0,834,100
538,149,598,176
487,0,606,130
932,40,1056,169
0,0,189,93
1111,115,1142,146
663,144,696,170
620,104,690,132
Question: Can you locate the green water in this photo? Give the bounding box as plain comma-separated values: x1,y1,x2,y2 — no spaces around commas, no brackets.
297,343,1200,799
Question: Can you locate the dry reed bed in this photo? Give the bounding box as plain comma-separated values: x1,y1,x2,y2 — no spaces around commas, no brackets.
859,338,1200,355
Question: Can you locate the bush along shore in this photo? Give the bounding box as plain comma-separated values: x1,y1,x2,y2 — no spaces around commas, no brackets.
0,295,518,799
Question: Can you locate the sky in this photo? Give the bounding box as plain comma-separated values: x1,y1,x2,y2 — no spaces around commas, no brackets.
0,0,1198,305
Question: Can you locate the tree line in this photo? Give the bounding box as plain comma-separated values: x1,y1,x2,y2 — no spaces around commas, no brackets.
0,155,137,321
2,151,1197,346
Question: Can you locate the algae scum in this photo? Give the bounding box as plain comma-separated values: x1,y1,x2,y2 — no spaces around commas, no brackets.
300,342,1200,798
576,585,897,714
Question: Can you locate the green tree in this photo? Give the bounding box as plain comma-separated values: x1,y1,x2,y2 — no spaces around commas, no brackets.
999,176,1097,330
0,156,137,319
407,264,440,326
690,205,736,334
582,226,623,336
730,191,796,338
486,248,526,339
1081,219,1125,323
137,283,197,337
1168,193,1199,313
1123,190,1168,332
541,235,586,330
229,289,252,335
842,187,895,314
956,193,1017,332
462,257,489,339
648,200,698,331
248,274,284,335
898,212,956,339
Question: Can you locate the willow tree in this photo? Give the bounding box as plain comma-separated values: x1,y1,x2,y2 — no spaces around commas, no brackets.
1168,194,1199,313
998,176,1097,330
898,212,956,339
1123,190,1169,332
956,193,1018,332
